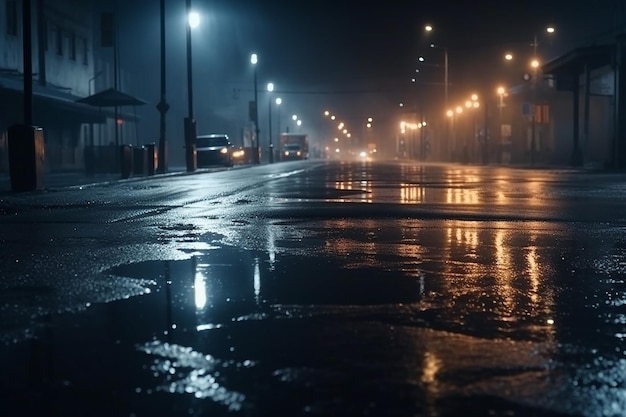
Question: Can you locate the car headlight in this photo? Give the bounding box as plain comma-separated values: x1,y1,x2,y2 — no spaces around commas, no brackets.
220,147,228,154
296,151,301,156
284,151,289,156
232,149,244,158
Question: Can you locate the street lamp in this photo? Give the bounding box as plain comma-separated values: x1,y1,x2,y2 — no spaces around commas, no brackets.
157,0,169,173
497,86,507,163
275,97,282,143
267,82,274,163
529,26,556,166
250,53,260,164
424,25,449,110
184,1,199,172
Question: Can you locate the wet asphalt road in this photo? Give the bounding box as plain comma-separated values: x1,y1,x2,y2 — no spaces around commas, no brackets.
1,159,626,416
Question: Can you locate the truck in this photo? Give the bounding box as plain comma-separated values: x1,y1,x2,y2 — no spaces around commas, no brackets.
278,133,309,161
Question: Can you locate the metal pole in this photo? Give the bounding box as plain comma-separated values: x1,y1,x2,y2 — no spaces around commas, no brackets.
22,0,33,126
268,96,273,163
444,47,449,161
253,68,260,164
499,94,503,163
184,0,196,172
185,0,193,120
157,0,169,173
530,33,538,166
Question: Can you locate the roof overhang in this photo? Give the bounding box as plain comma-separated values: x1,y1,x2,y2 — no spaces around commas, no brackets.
543,44,614,75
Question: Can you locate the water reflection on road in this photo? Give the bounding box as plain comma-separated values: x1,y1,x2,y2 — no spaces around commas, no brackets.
99,211,626,415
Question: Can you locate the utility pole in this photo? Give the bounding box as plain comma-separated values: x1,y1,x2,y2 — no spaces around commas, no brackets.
156,0,169,173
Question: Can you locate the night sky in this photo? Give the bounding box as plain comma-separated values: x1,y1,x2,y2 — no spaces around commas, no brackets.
106,0,624,160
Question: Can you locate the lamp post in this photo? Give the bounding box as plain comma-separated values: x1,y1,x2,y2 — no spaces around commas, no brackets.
529,26,555,166
267,82,274,163
184,2,199,172
424,25,449,158
497,86,506,163
157,0,169,173
275,97,282,160
250,53,260,164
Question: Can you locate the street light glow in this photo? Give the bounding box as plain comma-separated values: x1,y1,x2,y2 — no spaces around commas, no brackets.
188,11,200,28
418,56,425,62
504,53,513,61
276,97,282,105
471,94,478,101
331,115,336,120
455,106,463,114
546,26,556,34
324,110,329,116
297,120,302,126
250,53,258,65
425,24,433,32
446,109,453,117
531,59,540,69
267,82,274,92
367,117,373,122
292,114,297,121
497,86,506,95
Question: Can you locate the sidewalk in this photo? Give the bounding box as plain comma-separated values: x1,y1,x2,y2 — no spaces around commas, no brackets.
0,167,188,194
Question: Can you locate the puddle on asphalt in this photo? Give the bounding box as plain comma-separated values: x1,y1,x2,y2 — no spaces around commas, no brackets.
97,245,423,412
4,239,626,416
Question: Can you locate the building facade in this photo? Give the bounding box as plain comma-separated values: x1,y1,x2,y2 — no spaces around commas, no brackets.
0,0,136,173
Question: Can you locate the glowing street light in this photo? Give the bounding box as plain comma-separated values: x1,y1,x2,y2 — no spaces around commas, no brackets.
183,0,200,172
504,53,513,61
250,53,260,164
188,11,200,28
267,82,275,163
425,24,433,32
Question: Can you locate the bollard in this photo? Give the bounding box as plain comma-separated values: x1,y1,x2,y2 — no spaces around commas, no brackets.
145,143,157,175
133,146,147,176
8,124,44,192
120,144,133,179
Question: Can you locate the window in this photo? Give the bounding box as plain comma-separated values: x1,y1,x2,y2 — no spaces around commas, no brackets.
6,0,17,36
81,37,88,65
54,25,63,55
69,32,76,60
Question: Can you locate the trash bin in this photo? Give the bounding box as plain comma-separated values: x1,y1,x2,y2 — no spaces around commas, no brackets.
133,146,147,176
145,143,157,175
120,144,133,179
8,124,45,192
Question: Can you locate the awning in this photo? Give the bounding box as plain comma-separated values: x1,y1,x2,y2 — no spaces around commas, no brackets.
0,74,139,124
543,44,614,75
76,87,147,107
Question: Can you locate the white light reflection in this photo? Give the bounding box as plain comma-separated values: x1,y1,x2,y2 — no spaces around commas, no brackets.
253,257,261,304
194,271,207,310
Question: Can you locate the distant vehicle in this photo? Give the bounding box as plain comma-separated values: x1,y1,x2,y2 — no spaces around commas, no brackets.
279,133,309,161
196,134,234,167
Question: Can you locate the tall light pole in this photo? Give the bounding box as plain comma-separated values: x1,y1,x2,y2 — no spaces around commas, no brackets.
497,86,506,164
250,53,260,164
157,0,169,173
267,82,274,163
275,97,282,161
424,24,449,158
184,3,199,172
529,26,555,166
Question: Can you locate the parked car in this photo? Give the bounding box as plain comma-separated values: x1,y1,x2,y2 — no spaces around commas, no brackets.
196,134,233,167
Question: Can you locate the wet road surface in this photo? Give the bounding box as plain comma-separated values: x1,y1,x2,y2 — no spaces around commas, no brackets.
1,160,626,416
